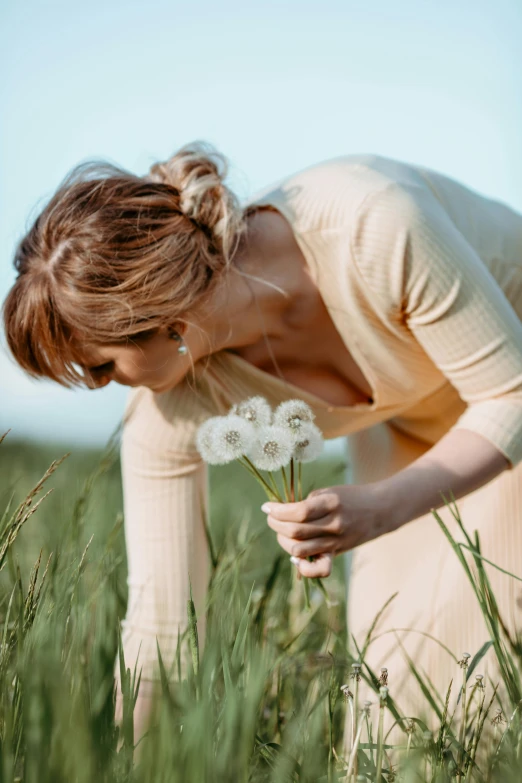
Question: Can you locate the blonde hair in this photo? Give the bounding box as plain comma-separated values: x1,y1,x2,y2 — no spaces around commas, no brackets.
2,140,252,388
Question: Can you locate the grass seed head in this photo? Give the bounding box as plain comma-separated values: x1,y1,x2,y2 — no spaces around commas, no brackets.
458,652,471,668
475,673,485,691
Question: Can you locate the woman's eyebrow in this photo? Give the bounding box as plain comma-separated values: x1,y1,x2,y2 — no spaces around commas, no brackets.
86,360,113,372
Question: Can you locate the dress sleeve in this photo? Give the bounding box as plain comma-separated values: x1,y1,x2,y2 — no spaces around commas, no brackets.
351,182,522,468
113,384,211,690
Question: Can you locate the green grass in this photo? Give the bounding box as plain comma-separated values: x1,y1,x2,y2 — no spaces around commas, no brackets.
0,429,521,782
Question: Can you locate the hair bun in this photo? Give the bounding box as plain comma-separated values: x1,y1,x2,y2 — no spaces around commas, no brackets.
148,140,246,261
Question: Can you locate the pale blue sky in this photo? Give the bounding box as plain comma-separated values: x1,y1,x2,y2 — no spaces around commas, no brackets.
1,0,521,447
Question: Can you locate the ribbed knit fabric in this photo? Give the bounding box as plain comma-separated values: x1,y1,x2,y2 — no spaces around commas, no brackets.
114,154,522,710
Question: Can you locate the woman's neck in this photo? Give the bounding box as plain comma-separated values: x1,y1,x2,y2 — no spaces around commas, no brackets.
197,208,313,354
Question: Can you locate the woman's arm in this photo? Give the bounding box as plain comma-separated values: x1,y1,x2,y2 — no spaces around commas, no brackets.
113,387,210,744
376,426,510,529
264,181,522,577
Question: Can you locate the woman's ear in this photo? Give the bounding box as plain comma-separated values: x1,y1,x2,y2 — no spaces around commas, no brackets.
165,320,188,340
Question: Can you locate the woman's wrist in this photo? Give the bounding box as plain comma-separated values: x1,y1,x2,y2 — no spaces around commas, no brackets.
370,472,428,533
263,428,510,574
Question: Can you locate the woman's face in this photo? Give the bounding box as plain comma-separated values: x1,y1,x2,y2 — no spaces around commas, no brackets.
79,324,202,393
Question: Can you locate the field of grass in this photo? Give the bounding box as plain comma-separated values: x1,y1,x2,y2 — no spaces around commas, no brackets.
0,429,521,781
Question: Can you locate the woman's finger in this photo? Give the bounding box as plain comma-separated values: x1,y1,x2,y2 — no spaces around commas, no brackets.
262,493,340,523
276,532,339,558
267,512,342,540
292,553,333,579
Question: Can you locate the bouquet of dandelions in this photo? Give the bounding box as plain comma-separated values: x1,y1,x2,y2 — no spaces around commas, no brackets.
196,396,329,608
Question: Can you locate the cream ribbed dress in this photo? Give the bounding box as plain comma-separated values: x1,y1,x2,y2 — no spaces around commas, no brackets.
115,154,522,717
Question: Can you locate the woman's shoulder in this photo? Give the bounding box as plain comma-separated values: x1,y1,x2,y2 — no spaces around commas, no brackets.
122,379,213,454
246,153,432,235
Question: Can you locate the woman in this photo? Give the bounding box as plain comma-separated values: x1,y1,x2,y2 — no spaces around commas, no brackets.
3,142,522,739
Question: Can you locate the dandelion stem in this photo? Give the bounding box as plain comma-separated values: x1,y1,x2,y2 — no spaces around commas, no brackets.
241,456,282,500
346,718,365,780
375,687,387,781
298,461,303,500
365,707,374,767
267,471,282,500
280,466,290,501
352,665,361,780
346,703,370,781
290,458,295,502
342,688,354,767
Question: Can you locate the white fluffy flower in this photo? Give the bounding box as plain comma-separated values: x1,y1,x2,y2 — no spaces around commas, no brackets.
195,417,223,464
292,422,324,463
249,425,294,471
196,414,255,465
273,399,316,441
212,414,256,463
230,396,272,428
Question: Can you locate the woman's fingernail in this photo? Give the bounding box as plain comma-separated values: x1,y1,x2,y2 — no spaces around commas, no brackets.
290,556,301,567
261,503,271,513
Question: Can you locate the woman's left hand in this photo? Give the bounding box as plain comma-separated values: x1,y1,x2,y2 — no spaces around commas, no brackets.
261,483,395,579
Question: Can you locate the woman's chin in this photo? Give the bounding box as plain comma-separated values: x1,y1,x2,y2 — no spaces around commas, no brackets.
148,382,172,393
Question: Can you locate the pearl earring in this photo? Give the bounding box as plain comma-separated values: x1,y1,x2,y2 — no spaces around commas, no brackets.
169,329,188,355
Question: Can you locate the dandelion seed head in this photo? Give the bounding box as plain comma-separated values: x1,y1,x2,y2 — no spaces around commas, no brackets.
195,417,226,464
292,421,324,463
230,396,272,427
211,414,256,463
249,425,294,471
274,399,315,438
